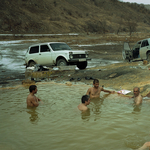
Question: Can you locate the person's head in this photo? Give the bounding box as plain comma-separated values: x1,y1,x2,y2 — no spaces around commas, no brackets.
93,79,99,89
133,87,140,97
81,95,90,105
29,85,37,94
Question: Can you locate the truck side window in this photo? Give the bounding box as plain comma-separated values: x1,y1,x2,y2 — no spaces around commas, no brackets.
141,40,149,47
145,40,149,46
29,46,39,54
40,45,50,52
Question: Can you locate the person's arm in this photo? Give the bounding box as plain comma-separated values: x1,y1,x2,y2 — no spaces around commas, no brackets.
37,97,41,101
37,97,44,104
31,97,39,107
102,88,115,94
137,142,150,150
86,88,91,96
145,92,150,97
130,96,134,98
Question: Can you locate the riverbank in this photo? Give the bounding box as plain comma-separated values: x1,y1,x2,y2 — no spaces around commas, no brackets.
1,60,150,98
1,33,150,97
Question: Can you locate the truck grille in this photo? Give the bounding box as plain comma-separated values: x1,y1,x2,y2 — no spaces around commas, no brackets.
73,54,86,58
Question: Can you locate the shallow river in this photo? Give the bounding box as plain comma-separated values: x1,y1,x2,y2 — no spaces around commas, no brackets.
0,82,150,150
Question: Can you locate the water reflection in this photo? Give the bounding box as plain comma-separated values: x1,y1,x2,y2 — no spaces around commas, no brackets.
1,83,150,150
132,105,141,113
125,134,144,149
81,109,91,121
26,107,39,124
91,94,110,121
91,98,103,113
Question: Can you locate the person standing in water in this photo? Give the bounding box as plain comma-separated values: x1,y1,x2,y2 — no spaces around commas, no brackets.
78,95,90,111
86,79,115,99
132,87,142,105
26,85,42,107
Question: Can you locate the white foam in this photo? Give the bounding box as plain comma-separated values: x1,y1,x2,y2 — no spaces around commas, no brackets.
0,39,37,45
76,42,118,47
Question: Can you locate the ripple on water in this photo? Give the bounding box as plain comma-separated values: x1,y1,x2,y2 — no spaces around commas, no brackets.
0,82,150,150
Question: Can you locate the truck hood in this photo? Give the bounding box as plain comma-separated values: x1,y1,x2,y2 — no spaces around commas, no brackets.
54,50,86,54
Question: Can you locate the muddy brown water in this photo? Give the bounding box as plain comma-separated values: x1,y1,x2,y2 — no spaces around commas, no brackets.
0,82,150,150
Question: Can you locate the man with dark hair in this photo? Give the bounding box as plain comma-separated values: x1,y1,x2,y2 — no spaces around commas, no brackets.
86,79,115,99
26,85,42,107
78,95,90,111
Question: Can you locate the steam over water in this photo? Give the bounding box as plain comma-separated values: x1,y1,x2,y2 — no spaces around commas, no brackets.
0,82,150,150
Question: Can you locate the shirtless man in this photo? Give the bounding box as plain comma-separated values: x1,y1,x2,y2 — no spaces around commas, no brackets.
26,85,42,107
86,79,115,99
132,87,142,105
78,95,90,111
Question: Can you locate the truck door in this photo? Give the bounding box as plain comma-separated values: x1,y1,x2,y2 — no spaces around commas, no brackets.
38,44,53,66
139,40,149,59
122,42,133,61
132,41,141,59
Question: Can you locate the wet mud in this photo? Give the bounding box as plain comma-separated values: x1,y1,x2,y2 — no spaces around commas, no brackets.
1,36,150,97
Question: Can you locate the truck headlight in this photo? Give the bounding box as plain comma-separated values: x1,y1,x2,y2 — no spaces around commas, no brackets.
69,52,73,59
85,51,88,58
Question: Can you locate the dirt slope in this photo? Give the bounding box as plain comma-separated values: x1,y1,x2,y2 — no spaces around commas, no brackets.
0,0,150,34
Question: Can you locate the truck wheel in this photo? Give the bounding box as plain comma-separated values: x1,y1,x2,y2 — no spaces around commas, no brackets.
57,58,67,66
29,61,36,67
77,61,87,69
147,52,150,61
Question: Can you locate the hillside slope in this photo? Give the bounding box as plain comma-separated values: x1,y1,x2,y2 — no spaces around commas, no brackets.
0,0,150,34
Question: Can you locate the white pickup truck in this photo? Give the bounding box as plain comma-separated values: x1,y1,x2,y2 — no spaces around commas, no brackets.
122,38,150,62
25,42,91,69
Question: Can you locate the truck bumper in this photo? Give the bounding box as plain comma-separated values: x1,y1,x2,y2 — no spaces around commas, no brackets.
68,58,91,62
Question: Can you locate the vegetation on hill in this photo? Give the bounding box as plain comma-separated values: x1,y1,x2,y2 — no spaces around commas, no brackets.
0,0,150,34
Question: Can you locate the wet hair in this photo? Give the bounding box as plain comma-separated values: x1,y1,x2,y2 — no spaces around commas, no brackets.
29,85,37,92
93,79,99,84
134,87,140,92
81,95,90,103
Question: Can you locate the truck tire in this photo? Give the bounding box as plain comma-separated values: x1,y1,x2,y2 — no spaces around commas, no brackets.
29,61,36,67
147,52,150,61
77,61,87,69
56,58,67,66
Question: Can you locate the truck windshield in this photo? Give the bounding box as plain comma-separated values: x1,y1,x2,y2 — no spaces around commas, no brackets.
50,43,72,51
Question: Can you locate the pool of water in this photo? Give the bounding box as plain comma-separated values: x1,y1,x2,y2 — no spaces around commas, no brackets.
0,82,150,150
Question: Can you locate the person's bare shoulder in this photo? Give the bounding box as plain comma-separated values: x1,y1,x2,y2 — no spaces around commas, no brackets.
99,86,103,90
81,106,88,111
139,94,143,100
27,95,35,103
26,94,31,101
83,107,88,111
78,104,88,111
86,87,92,94
88,87,93,90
